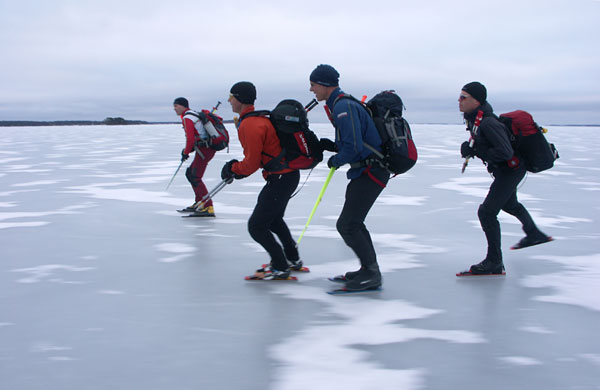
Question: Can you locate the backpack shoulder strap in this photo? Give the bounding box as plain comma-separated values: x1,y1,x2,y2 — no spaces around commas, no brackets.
183,110,204,122
239,110,270,123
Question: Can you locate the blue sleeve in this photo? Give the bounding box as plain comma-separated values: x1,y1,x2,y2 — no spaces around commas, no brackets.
331,99,365,167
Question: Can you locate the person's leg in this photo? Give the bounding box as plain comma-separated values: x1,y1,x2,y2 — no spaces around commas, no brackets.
248,172,298,272
268,172,301,263
473,167,526,272
188,148,216,206
336,167,389,288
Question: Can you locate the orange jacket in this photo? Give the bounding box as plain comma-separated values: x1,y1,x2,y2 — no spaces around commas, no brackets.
231,105,293,178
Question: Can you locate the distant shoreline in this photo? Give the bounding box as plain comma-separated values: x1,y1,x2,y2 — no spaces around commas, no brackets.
0,120,597,127
0,119,237,127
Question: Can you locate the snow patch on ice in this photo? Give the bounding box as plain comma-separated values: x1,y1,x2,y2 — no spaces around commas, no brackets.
518,325,555,334
97,290,125,295
11,179,67,187
580,353,600,366
377,194,428,206
11,264,95,283
154,243,195,263
499,356,542,366
522,253,600,312
0,221,50,229
270,284,483,390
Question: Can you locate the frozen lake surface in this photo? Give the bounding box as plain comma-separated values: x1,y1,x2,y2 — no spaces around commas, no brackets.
1,122,599,389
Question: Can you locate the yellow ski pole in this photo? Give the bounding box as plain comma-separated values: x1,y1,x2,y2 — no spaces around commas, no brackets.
297,167,336,244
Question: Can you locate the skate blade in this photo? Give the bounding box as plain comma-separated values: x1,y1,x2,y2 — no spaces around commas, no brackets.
261,264,310,272
327,286,382,295
510,236,553,250
181,213,216,218
244,275,298,281
456,271,506,277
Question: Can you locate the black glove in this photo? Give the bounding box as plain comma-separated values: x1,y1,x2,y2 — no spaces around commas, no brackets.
319,138,337,152
327,155,338,169
221,159,239,183
460,141,475,158
181,149,189,162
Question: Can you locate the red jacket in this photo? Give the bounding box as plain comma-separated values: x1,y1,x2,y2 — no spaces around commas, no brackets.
180,108,197,155
231,105,293,178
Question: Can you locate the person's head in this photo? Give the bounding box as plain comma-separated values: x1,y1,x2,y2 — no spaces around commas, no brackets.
309,64,339,102
459,82,486,113
173,97,189,116
228,81,256,114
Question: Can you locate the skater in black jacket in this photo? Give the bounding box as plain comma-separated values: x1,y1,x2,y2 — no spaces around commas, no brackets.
458,82,552,276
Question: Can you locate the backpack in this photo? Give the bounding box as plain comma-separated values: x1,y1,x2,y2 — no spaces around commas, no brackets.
185,110,230,151
241,99,323,171
333,90,418,175
497,110,559,173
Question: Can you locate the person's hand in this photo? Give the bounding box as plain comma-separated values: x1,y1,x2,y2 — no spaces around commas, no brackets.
319,138,336,152
221,159,238,183
327,155,338,170
181,149,189,162
460,141,475,158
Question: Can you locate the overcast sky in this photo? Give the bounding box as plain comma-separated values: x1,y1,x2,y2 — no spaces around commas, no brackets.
1,0,599,124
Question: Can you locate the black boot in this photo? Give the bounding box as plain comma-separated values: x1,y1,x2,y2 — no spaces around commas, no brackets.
329,267,364,283
511,233,553,250
468,258,505,275
344,267,382,291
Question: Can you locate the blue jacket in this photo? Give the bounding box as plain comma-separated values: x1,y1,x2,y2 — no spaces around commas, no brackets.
326,88,383,179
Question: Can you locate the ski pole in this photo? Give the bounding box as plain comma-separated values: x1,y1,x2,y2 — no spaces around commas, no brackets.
166,160,184,190
304,98,318,112
461,110,483,174
211,101,221,114
297,167,336,244
194,179,230,211
461,137,474,174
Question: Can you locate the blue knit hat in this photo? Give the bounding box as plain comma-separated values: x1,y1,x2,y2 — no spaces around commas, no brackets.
310,64,339,87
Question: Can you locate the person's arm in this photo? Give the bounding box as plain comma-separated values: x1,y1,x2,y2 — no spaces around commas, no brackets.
477,118,514,162
231,120,265,176
182,116,197,155
329,100,364,167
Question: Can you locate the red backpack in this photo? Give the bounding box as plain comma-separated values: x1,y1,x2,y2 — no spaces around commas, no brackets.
498,110,559,173
185,110,230,151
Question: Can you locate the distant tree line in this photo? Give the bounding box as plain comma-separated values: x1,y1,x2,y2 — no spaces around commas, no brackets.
0,117,150,127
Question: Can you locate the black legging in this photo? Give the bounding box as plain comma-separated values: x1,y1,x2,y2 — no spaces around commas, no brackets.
248,171,300,271
478,164,540,262
336,166,390,270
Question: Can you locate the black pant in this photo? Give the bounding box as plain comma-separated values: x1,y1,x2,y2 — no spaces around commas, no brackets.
478,165,541,262
336,167,390,270
248,171,300,271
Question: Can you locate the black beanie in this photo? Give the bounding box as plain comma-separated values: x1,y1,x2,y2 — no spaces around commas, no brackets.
461,82,487,104
173,97,189,108
310,64,340,87
230,81,256,104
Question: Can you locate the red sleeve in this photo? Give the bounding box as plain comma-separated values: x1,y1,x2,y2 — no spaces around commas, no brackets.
231,119,266,176
182,117,197,154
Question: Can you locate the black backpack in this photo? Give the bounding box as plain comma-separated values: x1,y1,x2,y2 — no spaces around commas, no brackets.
241,99,323,171
497,110,559,173
334,90,418,175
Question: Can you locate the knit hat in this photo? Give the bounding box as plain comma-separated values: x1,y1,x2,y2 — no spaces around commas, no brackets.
310,64,340,87
230,81,256,104
173,97,189,108
461,82,487,104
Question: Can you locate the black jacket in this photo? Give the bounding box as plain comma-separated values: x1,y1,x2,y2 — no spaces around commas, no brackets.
464,102,514,172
